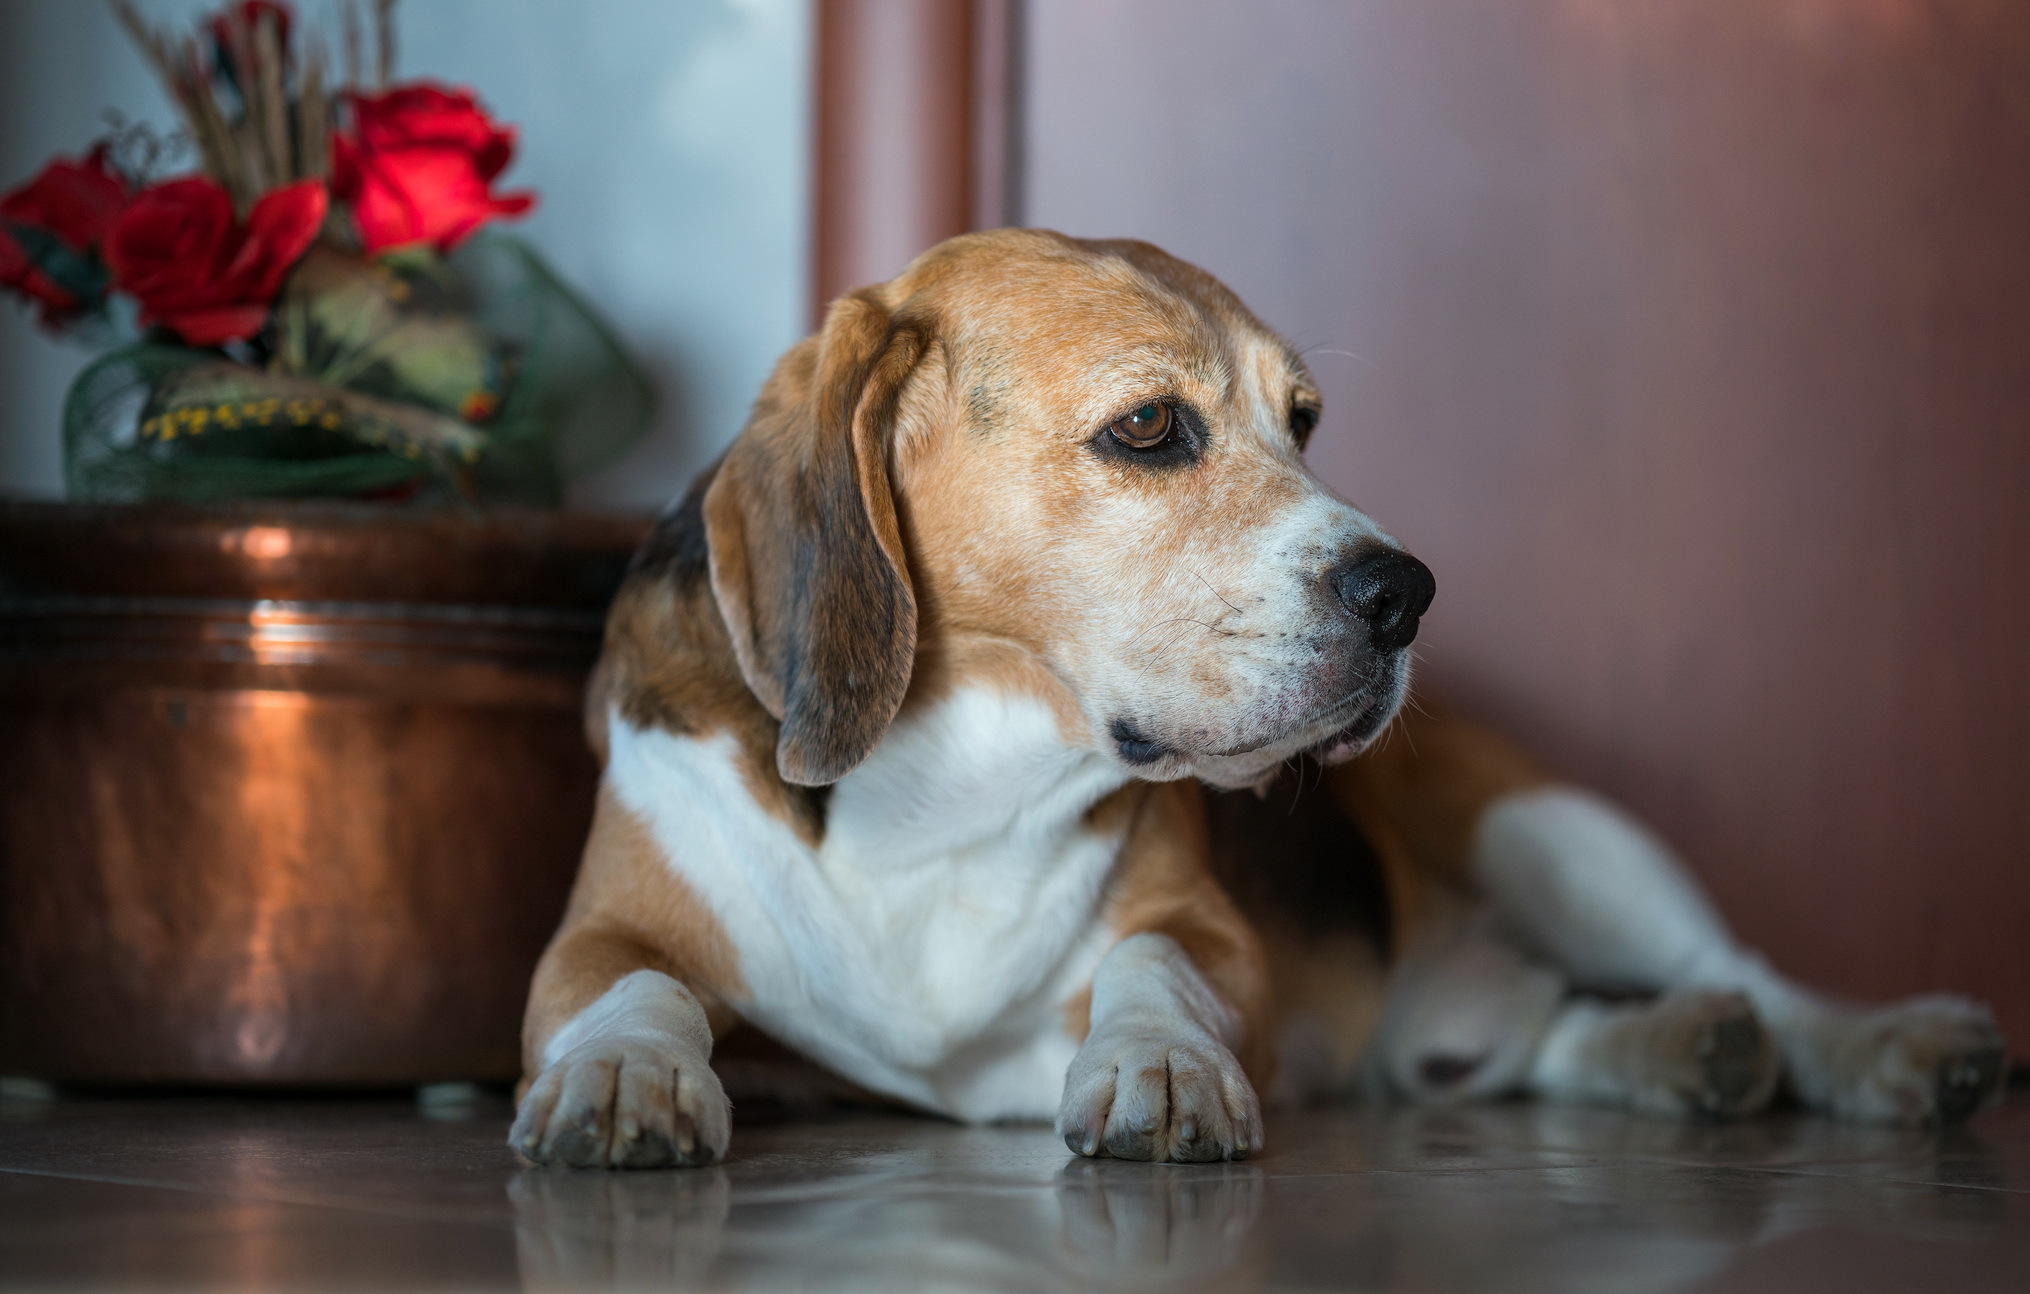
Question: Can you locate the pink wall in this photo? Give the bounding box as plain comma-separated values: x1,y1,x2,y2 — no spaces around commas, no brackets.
1023,0,2030,1047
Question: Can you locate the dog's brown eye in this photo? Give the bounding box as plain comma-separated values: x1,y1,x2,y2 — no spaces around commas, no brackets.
1109,402,1173,449
1290,405,1320,442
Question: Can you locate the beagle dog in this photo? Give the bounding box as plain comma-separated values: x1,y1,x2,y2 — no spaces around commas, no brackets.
511,230,2007,1168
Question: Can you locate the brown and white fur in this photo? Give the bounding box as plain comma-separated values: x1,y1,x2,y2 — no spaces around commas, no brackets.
512,230,2006,1169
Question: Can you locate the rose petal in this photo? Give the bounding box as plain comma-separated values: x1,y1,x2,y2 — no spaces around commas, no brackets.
225,178,327,298
335,82,531,253
106,175,323,344
0,147,130,253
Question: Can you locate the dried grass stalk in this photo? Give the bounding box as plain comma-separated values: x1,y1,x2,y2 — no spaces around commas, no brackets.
112,0,338,210
112,2,233,198
297,50,329,181
375,0,399,86
178,39,252,206
253,11,293,184
217,11,270,195
342,0,363,90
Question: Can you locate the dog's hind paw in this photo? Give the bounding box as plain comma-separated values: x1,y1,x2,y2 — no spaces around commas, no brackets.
1781,995,2007,1125
1530,990,1781,1120
1637,991,1782,1120
511,1038,731,1169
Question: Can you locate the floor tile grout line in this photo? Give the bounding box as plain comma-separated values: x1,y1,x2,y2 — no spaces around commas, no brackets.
0,1155,1724,1220
1413,1140,2015,1168
1325,1147,2030,1195
1497,1149,2030,1194
1380,1139,2030,1179
4,1150,2020,1210
709,1158,1609,1203
0,1165,522,1231
1659,1160,2030,1195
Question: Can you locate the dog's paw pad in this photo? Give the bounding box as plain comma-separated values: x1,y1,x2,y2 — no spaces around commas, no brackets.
1625,991,1780,1121
1933,1041,2008,1124
1688,1000,1779,1117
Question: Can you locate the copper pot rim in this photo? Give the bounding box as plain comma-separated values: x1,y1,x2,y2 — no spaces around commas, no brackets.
0,499,655,608
3,594,608,675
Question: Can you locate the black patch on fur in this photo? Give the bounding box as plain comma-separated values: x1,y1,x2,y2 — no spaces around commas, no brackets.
1206,762,1393,954
966,379,1004,434
632,462,719,588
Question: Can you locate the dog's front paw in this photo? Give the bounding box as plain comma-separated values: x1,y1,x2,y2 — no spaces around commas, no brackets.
511,1038,731,1169
1058,1028,1263,1163
1784,995,2007,1125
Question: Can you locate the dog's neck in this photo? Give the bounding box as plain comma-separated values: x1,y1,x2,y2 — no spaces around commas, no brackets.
818,681,1132,872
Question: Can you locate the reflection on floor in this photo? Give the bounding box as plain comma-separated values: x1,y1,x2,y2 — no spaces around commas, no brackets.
1,1087,2026,1291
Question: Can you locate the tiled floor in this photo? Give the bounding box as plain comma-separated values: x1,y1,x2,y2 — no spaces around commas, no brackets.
1,1088,2025,1292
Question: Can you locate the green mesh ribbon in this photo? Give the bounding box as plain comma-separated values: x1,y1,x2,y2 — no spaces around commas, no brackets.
63,233,652,504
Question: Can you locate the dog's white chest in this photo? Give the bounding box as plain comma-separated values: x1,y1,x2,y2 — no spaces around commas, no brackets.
605,688,1131,1121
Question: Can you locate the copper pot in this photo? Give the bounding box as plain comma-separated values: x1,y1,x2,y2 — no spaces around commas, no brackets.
0,502,647,1086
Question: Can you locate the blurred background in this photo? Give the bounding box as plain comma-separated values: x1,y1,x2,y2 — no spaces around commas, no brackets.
0,0,811,509
3,0,2025,1052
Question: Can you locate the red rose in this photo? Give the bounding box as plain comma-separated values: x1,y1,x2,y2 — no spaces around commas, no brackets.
105,176,326,346
0,146,129,324
3,147,127,253
330,82,535,255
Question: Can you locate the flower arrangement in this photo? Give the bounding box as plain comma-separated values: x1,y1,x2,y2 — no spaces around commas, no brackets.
0,0,649,504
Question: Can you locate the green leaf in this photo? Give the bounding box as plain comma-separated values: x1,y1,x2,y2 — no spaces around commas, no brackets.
3,221,110,305
274,246,501,417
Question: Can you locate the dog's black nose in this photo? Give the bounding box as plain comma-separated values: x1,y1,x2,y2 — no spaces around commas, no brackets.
1330,550,1436,651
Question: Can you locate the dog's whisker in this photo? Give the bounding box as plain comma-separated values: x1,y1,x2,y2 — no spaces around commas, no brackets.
1298,344,1378,369
1129,614,1237,655
1192,567,1244,618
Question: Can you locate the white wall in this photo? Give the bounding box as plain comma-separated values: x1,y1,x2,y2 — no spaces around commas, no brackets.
0,0,810,511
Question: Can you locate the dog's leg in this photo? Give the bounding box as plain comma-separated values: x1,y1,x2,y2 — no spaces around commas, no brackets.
511,925,733,1169
1476,785,2005,1123
1059,932,1265,1162
1062,783,1273,1162
1364,907,1779,1117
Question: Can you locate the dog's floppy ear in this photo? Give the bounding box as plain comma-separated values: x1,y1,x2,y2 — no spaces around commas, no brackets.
703,290,926,786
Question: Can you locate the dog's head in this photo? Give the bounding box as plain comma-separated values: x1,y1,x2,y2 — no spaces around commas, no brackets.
704,230,1432,790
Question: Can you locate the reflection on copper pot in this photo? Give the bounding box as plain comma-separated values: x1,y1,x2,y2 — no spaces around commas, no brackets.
0,502,648,1085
